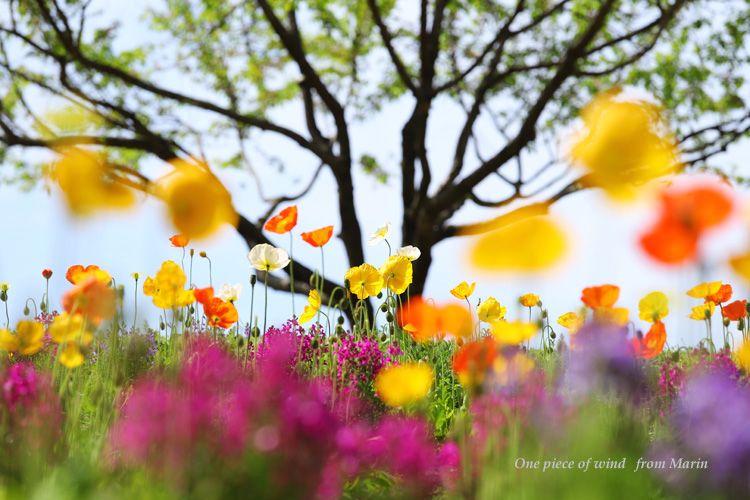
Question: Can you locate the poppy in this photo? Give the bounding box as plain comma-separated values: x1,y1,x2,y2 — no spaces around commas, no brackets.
632,321,667,359
581,284,620,309
265,206,298,234
170,234,190,247
723,300,747,321
450,281,476,300
379,255,413,294
203,297,238,329
301,226,333,247
452,337,498,387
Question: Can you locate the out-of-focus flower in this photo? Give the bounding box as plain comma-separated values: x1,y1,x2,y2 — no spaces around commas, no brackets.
301,225,333,247
450,281,475,300
477,297,505,323
0,283,8,293
706,283,732,304
48,313,93,368
557,312,584,333
734,339,750,373
581,284,620,308
143,261,195,309
687,281,722,299
52,147,136,216
217,283,242,303
468,217,567,271
395,245,421,261
0,320,44,356
492,350,536,386
344,264,383,300
368,223,391,246
374,363,434,407
379,255,412,294
490,321,537,345
452,337,498,387
640,181,733,264
724,300,747,321
299,290,321,324
519,293,540,308
638,291,669,322
62,276,116,325
593,306,630,326
398,297,473,341
689,302,716,321
248,243,290,272
155,159,238,239
65,264,111,285
169,234,190,247
568,89,679,199
730,251,750,281
631,321,667,359
264,205,298,234
42,269,53,279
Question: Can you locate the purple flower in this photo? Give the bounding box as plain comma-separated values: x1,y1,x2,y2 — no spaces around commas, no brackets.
3,363,38,410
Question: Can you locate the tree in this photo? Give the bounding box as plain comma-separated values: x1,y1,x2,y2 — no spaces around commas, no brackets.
1,0,749,302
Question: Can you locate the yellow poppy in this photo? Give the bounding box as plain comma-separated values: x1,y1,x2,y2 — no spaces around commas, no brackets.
0,329,19,353
374,363,434,407
379,255,413,294
493,352,535,385
450,281,476,301
569,89,679,199
345,264,383,300
687,282,722,299
490,321,537,345
519,293,540,308
730,251,750,281
638,291,669,323
734,339,750,373
143,261,195,309
593,307,630,326
14,320,45,356
49,313,93,346
59,343,85,369
299,290,321,324
477,297,506,323
689,302,716,321
557,312,584,333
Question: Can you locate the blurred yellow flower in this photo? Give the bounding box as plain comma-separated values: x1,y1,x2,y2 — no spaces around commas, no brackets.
0,329,18,353
469,217,567,272
49,313,93,368
143,261,195,309
730,252,750,281
374,362,434,407
477,297,506,323
689,302,716,321
686,282,722,299
493,352,535,385
379,255,413,294
450,281,476,300
569,89,679,199
345,264,383,300
557,312,584,333
638,291,669,323
155,159,238,239
593,307,630,326
52,147,136,216
491,321,537,345
519,293,540,308
59,344,85,369
299,289,321,324
734,339,750,373
14,320,45,356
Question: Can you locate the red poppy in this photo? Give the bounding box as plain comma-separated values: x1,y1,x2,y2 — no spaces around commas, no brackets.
581,284,620,309
42,269,53,279
452,337,498,387
640,182,733,264
706,283,732,304
264,206,298,234
301,226,334,247
203,297,238,328
194,287,214,306
631,321,667,359
170,234,190,247
723,300,748,321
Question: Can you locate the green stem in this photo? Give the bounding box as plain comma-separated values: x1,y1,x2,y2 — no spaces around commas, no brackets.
263,271,269,335
289,232,296,316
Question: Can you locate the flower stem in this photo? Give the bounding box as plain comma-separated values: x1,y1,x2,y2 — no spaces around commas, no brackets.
263,272,269,336
289,232,296,316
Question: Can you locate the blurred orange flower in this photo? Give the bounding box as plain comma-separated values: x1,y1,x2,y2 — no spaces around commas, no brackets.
62,276,116,326
397,297,473,342
170,234,190,247
65,265,111,285
631,321,667,359
723,300,747,321
301,226,333,247
581,284,620,309
452,337,498,387
640,182,733,264
265,206,298,234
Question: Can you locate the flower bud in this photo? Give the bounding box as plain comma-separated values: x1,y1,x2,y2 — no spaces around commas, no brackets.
251,326,260,337
380,334,387,342
250,275,257,286
377,292,383,299
724,317,731,328
311,338,320,349
190,248,195,257
389,325,395,336
380,304,388,312
42,269,53,279
23,305,30,316
337,316,345,325
739,317,746,331
40,300,47,312
159,321,166,330
386,312,394,323
550,331,556,339
541,309,548,319
0,291,7,302
335,325,344,336
200,251,207,258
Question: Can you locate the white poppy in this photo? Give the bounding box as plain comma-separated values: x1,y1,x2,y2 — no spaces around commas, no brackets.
248,243,290,272
368,223,391,246
217,283,242,302
395,245,421,261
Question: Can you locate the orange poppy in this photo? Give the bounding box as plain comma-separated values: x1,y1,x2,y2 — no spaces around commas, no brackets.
65,264,111,285
397,297,473,342
62,276,116,326
194,287,215,306
452,337,498,387
301,226,334,247
264,206,298,234
170,234,190,247
723,300,747,321
706,283,732,304
203,297,238,329
640,182,733,264
631,321,667,359
581,284,620,309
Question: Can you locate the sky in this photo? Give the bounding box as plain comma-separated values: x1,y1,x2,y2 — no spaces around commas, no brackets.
1,1,749,346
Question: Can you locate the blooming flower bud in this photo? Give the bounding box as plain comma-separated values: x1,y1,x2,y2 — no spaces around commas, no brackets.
42,269,53,279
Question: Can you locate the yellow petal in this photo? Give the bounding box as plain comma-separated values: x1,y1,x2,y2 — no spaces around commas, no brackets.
59,343,85,368
638,291,669,322
490,321,537,345
687,282,722,299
